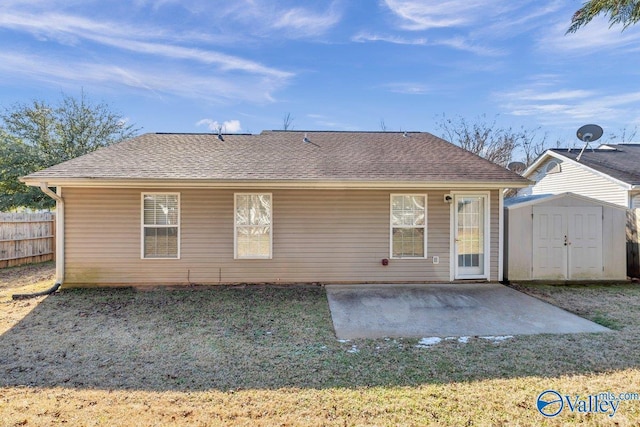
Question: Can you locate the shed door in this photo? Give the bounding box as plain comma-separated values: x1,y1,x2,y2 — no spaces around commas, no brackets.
532,207,567,279
532,207,602,280
568,208,603,279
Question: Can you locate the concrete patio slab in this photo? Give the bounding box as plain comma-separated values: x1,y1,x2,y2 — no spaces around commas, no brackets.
325,283,610,339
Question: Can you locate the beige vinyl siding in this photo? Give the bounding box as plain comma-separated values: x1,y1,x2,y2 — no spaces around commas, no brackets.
63,187,500,286
489,190,499,281
528,159,629,207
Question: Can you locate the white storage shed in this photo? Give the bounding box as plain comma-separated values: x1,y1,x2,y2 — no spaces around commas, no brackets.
504,193,627,281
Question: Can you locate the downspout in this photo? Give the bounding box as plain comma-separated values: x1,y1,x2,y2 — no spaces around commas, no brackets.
498,189,505,283
12,183,64,299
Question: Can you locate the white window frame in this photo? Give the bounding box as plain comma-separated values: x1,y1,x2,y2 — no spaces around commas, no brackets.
141,192,181,260
234,193,273,260
390,194,428,259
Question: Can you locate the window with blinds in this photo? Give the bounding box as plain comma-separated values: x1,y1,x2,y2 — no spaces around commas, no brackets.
390,194,427,258
235,193,272,259
142,193,180,259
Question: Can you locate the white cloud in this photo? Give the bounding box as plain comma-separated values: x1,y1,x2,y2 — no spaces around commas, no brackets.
0,52,284,103
478,1,563,39
431,36,504,56
502,89,594,102
273,5,342,37
381,0,558,34
352,31,502,56
196,119,242,133
496,83,640,126
0,4,296,103
381,82,431,95
382,0,486,30
352,32,427,45
537,15,640,54
190,0,343,39
0,11,291,79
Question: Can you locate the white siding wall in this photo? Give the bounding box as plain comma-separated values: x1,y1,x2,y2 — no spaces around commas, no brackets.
62,187,501,286
522,159,629,207
505,195,627,281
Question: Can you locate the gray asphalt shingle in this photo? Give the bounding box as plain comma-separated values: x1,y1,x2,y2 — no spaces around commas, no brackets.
22,131,529,184
551,144,640,186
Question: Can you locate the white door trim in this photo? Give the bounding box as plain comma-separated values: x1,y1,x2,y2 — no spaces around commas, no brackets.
450,192,491,280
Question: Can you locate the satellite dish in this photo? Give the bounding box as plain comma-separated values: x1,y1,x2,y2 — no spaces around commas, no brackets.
575,124,603,161
576,124,603,143
507,161,526,173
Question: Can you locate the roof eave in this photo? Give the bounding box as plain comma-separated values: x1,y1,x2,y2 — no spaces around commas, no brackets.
21,177,531,190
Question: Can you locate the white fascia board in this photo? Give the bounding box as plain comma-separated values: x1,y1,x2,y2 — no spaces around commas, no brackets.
21,178,531,190
521,150,555,178
521,150,568,179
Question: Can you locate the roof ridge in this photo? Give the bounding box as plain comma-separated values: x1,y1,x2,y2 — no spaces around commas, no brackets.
262,130,424,134
153,132,254,135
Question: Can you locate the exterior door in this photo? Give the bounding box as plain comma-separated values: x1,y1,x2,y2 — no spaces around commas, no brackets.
568,208,603,279
453,195,489,279
532,207,602,279
532,207,567,279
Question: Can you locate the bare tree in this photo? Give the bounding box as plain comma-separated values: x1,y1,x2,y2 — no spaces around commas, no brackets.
282,113,294,131
610,126,638,142
521,130,548,166
435,114,546,168
380,119,387,132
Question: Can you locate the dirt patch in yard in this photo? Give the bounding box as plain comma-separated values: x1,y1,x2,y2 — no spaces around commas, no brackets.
0,262,55,335
0,261,54,292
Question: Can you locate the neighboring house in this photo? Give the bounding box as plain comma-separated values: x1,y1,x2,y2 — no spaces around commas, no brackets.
20,131,529,287
517,144,640,209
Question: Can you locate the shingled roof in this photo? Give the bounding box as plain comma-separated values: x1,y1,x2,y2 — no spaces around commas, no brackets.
22,131,529,187
548,144,640,186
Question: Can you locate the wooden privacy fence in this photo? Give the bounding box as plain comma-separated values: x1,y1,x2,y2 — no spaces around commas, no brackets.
0,212,55,268
628,209,640,278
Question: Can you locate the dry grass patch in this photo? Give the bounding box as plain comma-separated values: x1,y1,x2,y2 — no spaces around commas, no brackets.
0,262,54,335
2,266,640,425
2,372,640,426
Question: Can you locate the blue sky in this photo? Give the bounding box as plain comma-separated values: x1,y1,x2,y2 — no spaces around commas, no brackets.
0,0,638,150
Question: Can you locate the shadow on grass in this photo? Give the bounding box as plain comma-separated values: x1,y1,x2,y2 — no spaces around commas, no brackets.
1,285,640,392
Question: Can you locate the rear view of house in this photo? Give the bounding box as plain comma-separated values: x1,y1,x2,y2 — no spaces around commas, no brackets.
21,131,529,287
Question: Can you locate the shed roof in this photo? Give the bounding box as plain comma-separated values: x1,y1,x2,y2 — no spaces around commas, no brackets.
22,131,530,187
505,192,627,211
